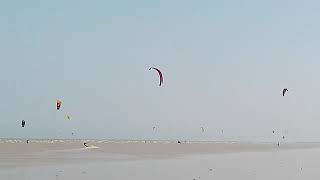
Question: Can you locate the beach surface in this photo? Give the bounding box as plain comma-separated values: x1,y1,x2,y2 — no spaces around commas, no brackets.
1,139,320,180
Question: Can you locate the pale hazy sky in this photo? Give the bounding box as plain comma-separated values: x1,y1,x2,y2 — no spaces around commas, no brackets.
1,0,320,141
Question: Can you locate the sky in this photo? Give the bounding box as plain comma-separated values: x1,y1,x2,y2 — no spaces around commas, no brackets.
1,0,320,141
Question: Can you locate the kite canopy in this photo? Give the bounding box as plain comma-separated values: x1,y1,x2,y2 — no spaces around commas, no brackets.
66,114,71,121
56,100,62,110
149,67,163,86
21,120,25,127
282,88,288,96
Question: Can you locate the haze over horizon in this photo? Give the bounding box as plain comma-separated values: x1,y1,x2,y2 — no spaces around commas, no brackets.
1,0,320,141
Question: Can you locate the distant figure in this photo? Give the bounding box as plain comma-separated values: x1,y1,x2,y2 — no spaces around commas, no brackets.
177,141,181,144
282,136,285,139
277,142,280,147
26,140,29,144
21,120,25,128
83,142,88,147
272,130,275,134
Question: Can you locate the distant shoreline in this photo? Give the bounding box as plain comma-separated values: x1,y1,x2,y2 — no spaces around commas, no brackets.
1,138,320,144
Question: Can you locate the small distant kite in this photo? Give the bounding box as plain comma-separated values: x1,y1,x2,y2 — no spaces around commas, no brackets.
66,114,71,121
21,120,25,127
149,67,163,86
56,100,62,110
282,89,288,96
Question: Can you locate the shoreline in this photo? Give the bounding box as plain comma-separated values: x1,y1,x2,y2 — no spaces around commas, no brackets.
0,140,319,158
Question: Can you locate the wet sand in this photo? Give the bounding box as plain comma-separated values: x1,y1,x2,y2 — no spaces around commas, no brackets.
0,139,320,179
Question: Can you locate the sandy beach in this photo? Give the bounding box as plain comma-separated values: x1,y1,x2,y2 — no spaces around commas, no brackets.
0,139,320,180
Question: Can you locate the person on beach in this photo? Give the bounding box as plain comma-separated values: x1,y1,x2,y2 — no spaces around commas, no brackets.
83,142,88,147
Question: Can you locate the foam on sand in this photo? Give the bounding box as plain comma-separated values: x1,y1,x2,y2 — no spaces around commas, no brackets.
85,145,99,149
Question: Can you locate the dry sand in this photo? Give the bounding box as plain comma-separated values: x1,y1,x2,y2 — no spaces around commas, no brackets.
0,139,320,179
